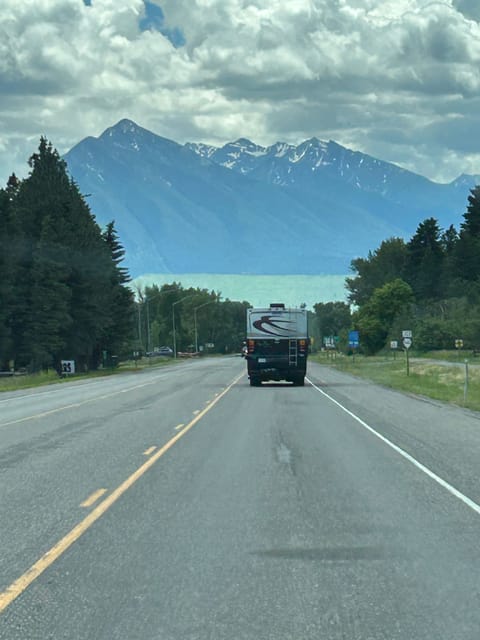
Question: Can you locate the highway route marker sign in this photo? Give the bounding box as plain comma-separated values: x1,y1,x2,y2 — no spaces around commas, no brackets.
61,360,75,375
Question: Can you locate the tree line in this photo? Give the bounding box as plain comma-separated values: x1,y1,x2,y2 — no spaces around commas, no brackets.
135,283,250,355
312,186,480,354
10,138,475,366
0,139,135,373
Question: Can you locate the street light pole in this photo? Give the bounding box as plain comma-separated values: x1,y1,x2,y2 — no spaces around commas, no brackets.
142,286,177,356
193,300,216,354
172,294,198,358
137,303,142,348
146,297,151,353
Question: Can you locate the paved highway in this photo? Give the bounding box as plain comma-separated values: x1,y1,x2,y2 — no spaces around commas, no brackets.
1,356,480,639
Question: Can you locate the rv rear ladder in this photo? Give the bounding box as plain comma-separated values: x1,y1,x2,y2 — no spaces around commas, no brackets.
288,339,298,366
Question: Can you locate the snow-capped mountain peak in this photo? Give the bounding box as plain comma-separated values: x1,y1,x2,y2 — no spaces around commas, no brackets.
63,118,476,278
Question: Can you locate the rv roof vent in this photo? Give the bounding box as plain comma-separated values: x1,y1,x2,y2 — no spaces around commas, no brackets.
270,303,285,309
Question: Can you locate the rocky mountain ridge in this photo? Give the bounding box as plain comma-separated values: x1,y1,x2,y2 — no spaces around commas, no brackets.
63,119,479,277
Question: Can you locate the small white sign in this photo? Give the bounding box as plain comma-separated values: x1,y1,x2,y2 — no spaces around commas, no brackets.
403,338,412,349
402,330,412,338
390,341,398,349
61,360,75,374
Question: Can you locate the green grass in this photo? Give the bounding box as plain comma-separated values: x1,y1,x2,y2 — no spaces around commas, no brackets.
0,356,179,392
0,370,67,391
419,349,478,363
311,352,480,412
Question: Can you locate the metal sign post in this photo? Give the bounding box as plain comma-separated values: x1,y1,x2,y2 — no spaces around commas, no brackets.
348,330,359,362
390,340,398,360
402,334,412,376
455,339,464,361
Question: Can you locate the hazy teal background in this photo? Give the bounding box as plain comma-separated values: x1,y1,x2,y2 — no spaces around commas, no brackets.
133,273,349,309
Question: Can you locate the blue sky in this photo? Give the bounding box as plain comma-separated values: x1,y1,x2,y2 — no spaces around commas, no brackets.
1,0,480,184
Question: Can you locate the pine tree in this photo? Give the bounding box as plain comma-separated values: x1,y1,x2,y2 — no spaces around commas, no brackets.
404,218,444,300
102,221,130,284
454,185,480,283
24,211,72,370
0,183,17,369
10,139,123,370
100,220,135,359
61,179,115,370
12,139,75,368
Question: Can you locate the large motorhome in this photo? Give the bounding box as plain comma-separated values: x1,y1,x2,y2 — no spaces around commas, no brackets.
245,303,309,386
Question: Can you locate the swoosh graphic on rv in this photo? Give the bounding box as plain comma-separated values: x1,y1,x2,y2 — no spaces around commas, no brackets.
252,315,296,336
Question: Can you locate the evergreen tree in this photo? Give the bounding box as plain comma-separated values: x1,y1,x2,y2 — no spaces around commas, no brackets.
0,180,19,369
6,138,135,371
404,218,444,300
454,185,480,282
440,224,459,254
102,221,130,284
23,212,72,370
61,180,115,370
100,221,135,359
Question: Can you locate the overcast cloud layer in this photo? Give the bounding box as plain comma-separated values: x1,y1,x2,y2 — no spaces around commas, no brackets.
1,0,480,184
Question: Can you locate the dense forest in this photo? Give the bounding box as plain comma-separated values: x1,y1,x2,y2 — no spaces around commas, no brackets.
313,186,480,354
4,139,478,368
135,283,250,355
0,138,251,373
0,138,135,373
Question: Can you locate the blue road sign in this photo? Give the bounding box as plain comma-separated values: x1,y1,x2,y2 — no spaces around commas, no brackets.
348,330,359,347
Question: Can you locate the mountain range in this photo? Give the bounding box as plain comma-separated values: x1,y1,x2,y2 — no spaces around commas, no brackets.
63,119,480,278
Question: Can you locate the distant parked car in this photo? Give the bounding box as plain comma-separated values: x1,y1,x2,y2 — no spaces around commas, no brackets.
146,346,174,357
157,346,174,356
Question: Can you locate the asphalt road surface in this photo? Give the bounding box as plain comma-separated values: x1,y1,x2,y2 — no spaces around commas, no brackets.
1,356,480,639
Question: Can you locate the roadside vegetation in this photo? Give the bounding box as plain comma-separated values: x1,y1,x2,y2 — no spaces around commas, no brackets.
309,185,480,411
0,139,135,374
0,139,249,385
2,139,480,403
0,354,179,392
312,185,480,357
311,351,480,412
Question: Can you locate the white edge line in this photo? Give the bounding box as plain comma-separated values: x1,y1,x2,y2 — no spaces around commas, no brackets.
306,376,480,517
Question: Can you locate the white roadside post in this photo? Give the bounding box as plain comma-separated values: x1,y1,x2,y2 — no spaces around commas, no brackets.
464,359,469,406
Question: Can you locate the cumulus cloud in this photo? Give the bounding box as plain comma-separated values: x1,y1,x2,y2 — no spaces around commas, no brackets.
1,0,480,183
453,0,480,22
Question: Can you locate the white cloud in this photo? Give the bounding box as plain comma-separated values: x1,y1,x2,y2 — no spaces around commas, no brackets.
1,0,480,184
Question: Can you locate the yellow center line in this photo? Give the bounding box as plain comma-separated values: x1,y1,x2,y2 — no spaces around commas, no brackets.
80,489,107,508
0,371,244,615
143,446,157,456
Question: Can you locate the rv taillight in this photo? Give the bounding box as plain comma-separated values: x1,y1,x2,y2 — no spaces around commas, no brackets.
299,339,306,351
247,339,255,353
